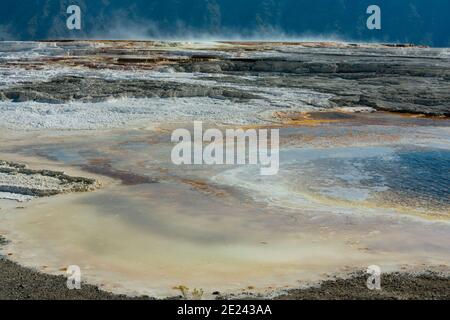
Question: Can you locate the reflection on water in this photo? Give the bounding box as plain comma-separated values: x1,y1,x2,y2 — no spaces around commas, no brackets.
214,145,450,218
2,183,381,298
369,148,450,212
0,112,449,297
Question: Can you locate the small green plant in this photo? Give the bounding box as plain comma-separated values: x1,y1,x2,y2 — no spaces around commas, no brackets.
192,288,204,300
173,285,204,300
173,285,190,299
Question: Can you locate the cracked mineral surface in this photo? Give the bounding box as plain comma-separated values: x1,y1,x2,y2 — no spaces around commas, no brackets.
0,41,448,132
0,41,449,299
0,160,98,201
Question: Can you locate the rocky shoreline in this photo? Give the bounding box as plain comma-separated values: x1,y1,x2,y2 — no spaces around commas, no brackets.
0,243,448,300
275,272,450,300
0,252,143,300
1,234,448,300
0,160,99,201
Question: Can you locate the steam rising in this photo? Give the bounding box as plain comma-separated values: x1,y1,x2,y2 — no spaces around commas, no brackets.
88,15,347,43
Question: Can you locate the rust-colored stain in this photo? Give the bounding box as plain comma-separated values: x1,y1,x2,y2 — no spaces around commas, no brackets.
273,111,356,126
391,112,449,120
181,179,227,197
87,158,110,166
82,158,158,186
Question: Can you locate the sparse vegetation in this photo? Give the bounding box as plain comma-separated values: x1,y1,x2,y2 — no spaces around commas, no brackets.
173,286,204,300
173,285,190,299
192,288,204,300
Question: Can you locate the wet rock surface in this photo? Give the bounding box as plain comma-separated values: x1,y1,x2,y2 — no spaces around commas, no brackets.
0,76,260,104
0,41,448,116
185,54,450,116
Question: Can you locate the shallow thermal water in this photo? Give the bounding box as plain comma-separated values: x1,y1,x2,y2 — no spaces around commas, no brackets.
0,112,449,298
214,145,450,218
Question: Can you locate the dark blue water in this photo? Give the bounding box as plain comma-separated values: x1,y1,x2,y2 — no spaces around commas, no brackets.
363,148,450,209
